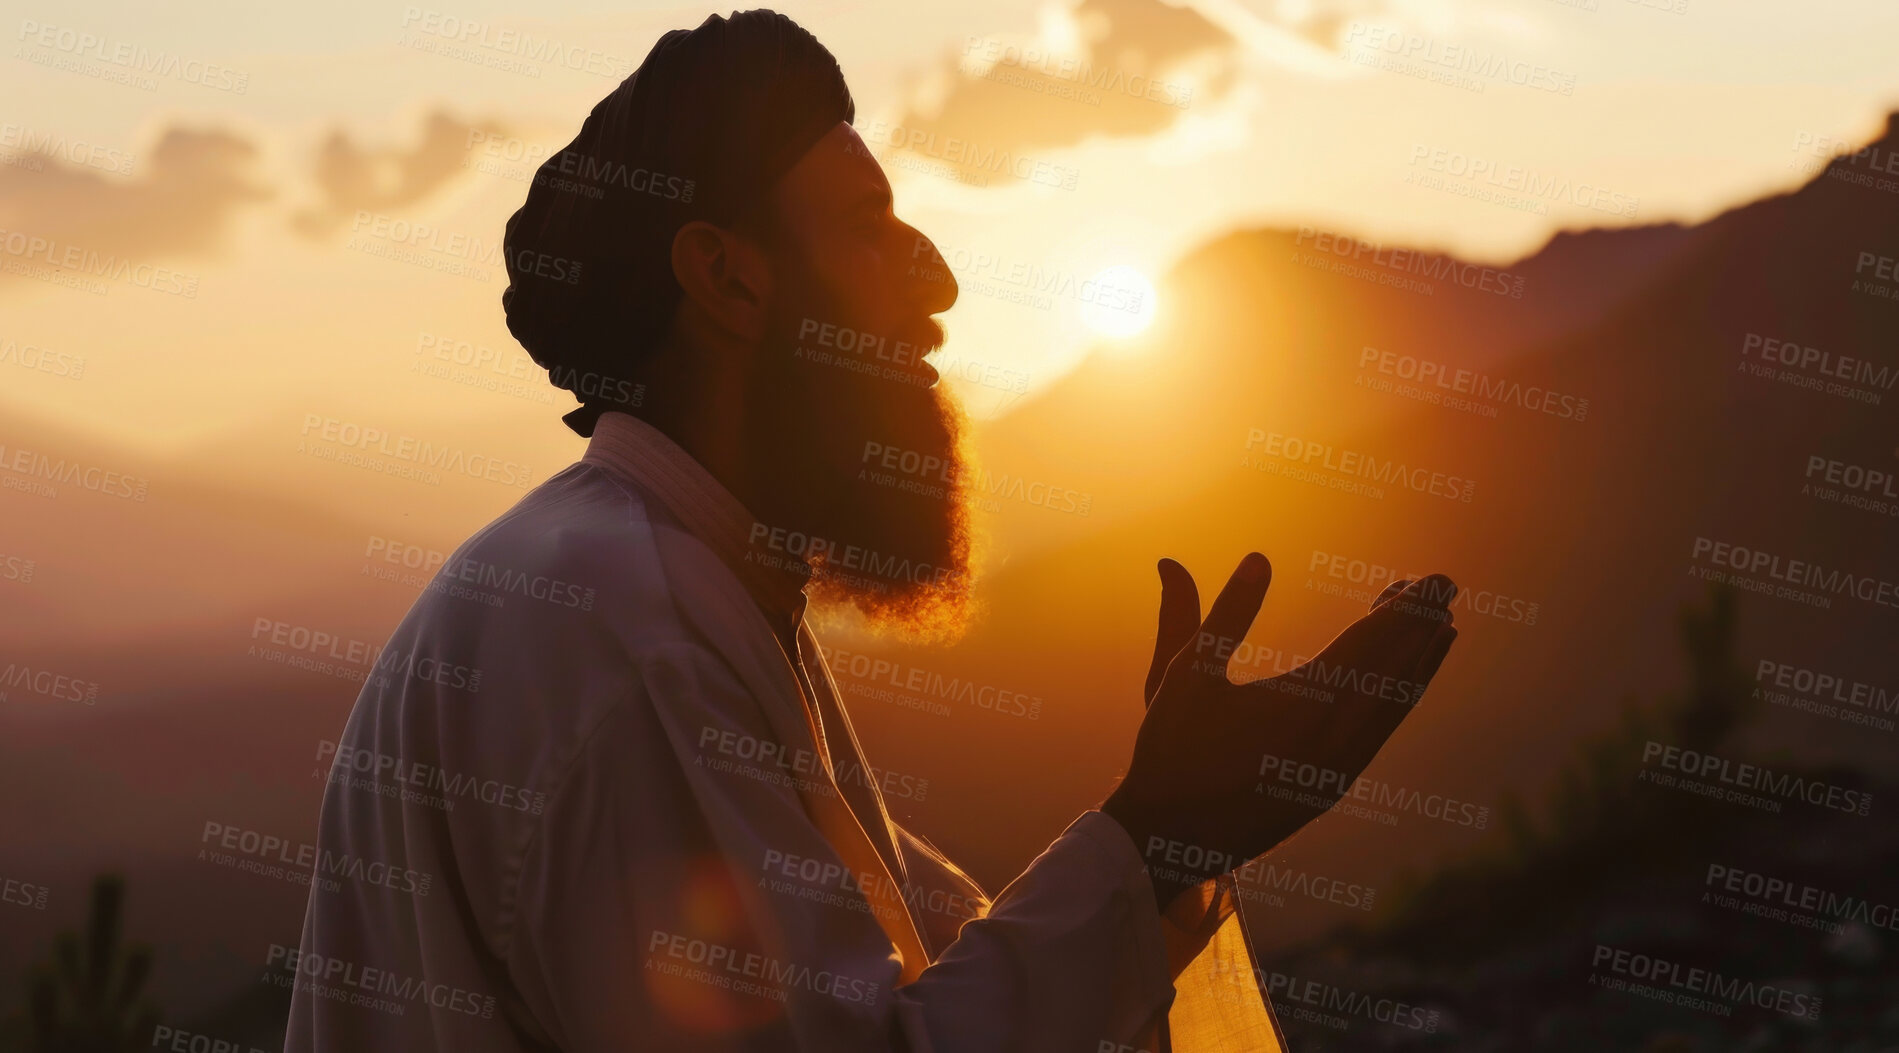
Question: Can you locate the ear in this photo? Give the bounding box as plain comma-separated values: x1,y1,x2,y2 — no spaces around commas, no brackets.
670,220,773,344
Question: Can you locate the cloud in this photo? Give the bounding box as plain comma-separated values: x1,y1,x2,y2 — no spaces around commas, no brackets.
1254,0,1392,49
0,108,527,293
292,110,508,237
875,0,1241,187
0,126,270,278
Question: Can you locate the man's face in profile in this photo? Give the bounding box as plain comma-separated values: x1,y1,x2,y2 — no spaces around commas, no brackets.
745,122,974,639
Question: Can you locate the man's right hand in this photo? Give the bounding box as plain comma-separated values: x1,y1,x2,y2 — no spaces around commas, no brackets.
1101,553,1459,911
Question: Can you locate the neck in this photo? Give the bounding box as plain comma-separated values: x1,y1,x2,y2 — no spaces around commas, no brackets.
632,336,790,532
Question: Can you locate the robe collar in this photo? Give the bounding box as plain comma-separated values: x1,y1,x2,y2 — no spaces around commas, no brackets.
583,410,811,639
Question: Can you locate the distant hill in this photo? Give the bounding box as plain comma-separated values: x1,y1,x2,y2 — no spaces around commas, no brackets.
866,112,1899,899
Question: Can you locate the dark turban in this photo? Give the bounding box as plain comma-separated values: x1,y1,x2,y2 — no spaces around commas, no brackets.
501,9,855,437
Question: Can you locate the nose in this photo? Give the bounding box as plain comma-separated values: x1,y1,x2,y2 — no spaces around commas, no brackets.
905,224,959,314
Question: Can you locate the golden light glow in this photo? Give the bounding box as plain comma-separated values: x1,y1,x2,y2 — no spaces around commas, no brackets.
1079,265,1159,340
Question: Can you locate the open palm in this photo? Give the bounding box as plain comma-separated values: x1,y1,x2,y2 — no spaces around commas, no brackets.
1104,553,1458,908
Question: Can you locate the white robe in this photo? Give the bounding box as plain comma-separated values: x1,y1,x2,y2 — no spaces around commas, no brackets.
284,410,1284,1052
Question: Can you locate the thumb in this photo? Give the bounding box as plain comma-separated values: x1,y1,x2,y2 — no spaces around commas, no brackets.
1145,557,1201,706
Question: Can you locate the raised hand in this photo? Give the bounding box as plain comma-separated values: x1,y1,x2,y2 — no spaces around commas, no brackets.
1104,553,1458,911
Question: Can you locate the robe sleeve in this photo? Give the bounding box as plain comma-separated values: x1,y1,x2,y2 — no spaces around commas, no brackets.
892,825,1287,1053
502,641,1180,1052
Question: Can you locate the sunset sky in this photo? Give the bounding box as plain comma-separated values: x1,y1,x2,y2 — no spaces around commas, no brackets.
3,0,1897,505
9,8,1899,1029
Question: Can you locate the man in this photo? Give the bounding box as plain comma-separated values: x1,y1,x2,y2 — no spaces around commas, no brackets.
285,10,1458,1051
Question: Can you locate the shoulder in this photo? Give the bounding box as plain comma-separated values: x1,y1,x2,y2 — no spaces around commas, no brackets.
398,462,735,668
347,464,765,800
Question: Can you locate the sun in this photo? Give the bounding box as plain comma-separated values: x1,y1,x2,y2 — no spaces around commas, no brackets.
1079,265,1159,340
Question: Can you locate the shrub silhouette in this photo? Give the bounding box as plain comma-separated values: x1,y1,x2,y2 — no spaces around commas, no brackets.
20,875,160,1053
1367,584,1757,961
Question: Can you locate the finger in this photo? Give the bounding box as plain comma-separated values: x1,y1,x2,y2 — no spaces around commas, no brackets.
1372,579,1412,611
1299,585,1452,737
1324,629,1453,769
1379,625,1457,713
1410,625,1457,688
1395,574,1458,615
1371,576,1457,640
1145,558,1202,706
1192,552,1272,679
1347,576,1455,665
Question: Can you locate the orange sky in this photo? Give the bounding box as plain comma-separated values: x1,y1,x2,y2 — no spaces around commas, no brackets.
2,0,1897,526
7,5,1899,1000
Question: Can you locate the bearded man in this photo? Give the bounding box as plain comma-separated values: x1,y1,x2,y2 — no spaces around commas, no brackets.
285,10,1458,1052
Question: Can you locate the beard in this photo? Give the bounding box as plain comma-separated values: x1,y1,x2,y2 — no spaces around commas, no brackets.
740,263,979,643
